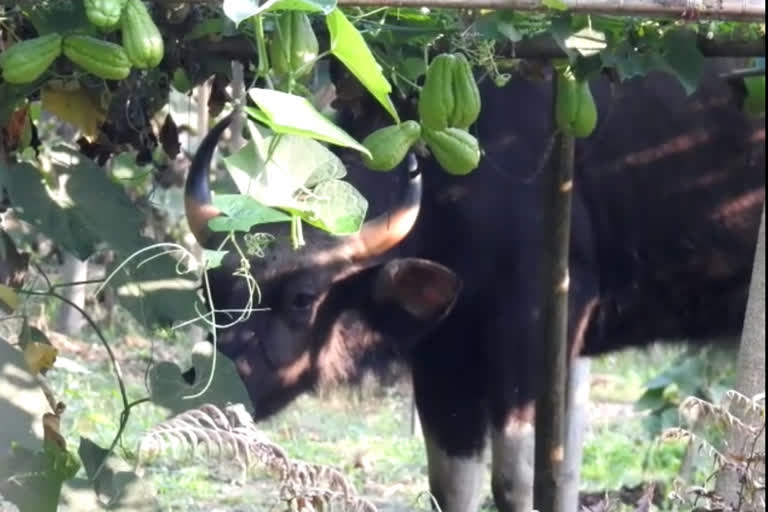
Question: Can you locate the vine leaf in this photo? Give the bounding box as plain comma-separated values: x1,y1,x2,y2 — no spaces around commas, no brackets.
1,151,203,329
660,28,704,95
0,441,80,512
147,342,253,415
222,132,368,236
209,195,291,233
0,161,99,260
76,437,158,511
0,284,20,313
105,253,202,329
600,41,666,82
41,86,106,139
298,179,368,236
744,75,765,117
22,0,92,37
563,27,607,57
247,89,371,156
542,0,568,11
326,7,399,124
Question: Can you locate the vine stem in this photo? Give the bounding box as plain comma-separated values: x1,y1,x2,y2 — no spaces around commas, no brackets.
20,264,147,482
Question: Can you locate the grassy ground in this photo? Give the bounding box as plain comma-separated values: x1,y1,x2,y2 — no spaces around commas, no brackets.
2,286,715,512
32,329,697,512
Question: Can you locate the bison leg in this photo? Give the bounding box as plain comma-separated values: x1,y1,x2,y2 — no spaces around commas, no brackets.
421,421,486,512
490,404,535,512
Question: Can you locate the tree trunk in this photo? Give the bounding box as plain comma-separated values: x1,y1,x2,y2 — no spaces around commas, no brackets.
715,202,765,510
54,252,88,336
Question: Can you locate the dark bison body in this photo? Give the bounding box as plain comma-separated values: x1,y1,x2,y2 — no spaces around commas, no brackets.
185,58,765,512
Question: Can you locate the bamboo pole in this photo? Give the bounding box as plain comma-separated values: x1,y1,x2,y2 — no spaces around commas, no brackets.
160,0,765,21
340,0,764,20
533,125,575,512
186,33,765,64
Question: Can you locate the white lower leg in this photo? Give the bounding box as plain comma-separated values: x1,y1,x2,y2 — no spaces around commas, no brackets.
422,431,485,512
491,415,535,512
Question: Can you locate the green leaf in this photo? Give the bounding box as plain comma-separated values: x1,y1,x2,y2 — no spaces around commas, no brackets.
326,8,399,124
744,75,765,117
77,438,159,511
496,20,523,43
0,83,39,126
0,150,202,329
0,442,79,512
148,341,254,416
221,133,368,236
563,27,607,57
0,338,53,456
635,387,667,413
247,88,371,157
401,57,428,82
0,161,98,260
202,249,228,269
22,0,92,36
146,361,187,404
106,252,203,330
660,28,704,95
299,179,368,235
543,0,569,11
600,41,666,82
62,149,147,256
171,68,194,93
209,195,291,233
222,0,267,26
223,133,349,208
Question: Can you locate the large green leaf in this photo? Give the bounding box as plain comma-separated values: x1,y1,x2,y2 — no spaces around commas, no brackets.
60,148,146,256
0,442,80,512
563,27,607,57
299,179,368,235
659,28,704,95
326,8,400,124
224,133,347,207
0,83,39,126
600,41,666,82
0,338,50,453
1,152,202,329
744,75,766,117
247,89,371,156
22,0,94,37
105,250,203,330
0,161,98,260
222,132,368,236
147,341,253,415
209,195,291,233
76,437,158,511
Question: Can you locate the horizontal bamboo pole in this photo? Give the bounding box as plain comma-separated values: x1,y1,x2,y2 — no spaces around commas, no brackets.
189,32,765,59
339,0,765,21
490,33,766,58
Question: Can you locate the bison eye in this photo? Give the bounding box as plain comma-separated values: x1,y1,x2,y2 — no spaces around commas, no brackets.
291,292,316,310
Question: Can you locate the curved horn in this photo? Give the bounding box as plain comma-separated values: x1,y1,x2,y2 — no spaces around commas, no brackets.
345,153,422,261
184,113,233,247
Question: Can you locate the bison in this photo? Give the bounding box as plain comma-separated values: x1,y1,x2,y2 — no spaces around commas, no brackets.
183,58,765,512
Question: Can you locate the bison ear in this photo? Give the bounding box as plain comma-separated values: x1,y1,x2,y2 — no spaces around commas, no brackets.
373,258,462,324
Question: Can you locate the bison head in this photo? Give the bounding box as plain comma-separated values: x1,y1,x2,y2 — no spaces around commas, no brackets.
184,114,461,420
